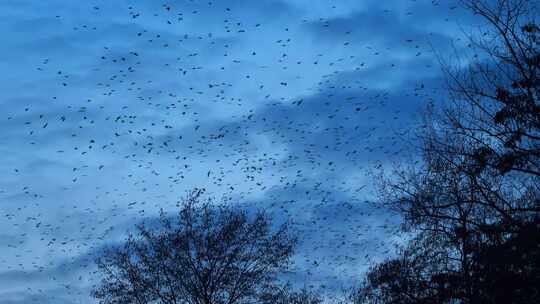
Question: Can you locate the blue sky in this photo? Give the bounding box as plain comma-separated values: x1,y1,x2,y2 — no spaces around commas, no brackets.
0,0,477,302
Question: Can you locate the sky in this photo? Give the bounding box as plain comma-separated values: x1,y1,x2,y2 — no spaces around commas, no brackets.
0,0,479,303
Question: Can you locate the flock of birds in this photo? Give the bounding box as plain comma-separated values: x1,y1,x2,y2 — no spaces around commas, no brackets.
0,0,463,302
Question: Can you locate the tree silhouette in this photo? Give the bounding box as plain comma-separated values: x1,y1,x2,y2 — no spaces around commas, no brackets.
92,190,297,304
360,0,540,303
259,284,323,304
444,0,540,178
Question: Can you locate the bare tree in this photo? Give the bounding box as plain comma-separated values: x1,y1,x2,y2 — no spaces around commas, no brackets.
351,233,459,304
259,284,323,304
378,0,540,256
443,0,540,178
92,190,297,304
360,1,540,303
419,0,540,227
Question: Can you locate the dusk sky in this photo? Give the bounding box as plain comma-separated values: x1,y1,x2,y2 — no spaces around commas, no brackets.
1,1,480,303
